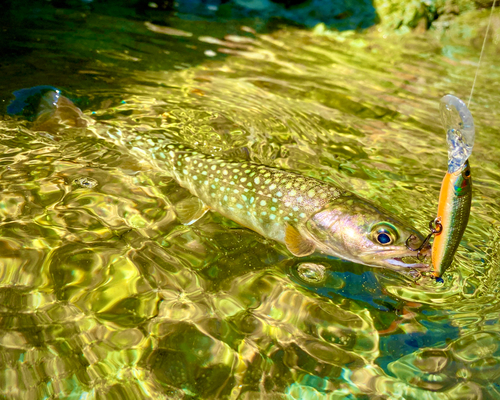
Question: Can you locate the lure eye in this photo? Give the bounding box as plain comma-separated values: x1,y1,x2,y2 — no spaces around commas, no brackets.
371,223,398,246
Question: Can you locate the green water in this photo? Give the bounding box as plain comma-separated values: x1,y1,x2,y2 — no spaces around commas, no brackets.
1,5,500,400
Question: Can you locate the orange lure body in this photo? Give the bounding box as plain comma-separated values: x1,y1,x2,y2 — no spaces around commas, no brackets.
431,161,472,277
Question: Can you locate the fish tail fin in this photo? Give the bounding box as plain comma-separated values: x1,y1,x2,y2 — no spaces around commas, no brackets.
7,85,91,136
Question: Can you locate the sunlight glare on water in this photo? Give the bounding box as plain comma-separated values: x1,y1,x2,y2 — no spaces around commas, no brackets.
0,5,500,400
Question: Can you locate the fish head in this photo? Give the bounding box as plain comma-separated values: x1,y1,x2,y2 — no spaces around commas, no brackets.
305,194,430,270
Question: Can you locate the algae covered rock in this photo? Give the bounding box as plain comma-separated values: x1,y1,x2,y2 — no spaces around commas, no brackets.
373,0,494,33
373,0,436,31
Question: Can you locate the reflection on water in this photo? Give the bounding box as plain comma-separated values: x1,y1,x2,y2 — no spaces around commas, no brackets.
1,4,500,399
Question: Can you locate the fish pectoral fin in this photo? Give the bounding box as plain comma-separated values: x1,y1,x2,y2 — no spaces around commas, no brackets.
284,224,316,257
175,197,210,225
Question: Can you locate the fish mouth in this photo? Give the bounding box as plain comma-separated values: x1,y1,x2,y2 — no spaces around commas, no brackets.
373,247,432,270
387,255,429,269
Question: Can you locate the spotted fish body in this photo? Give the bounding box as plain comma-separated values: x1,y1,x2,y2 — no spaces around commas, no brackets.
19,88,428,270
165,143,343,245
157,143,428,269
9,88,428,269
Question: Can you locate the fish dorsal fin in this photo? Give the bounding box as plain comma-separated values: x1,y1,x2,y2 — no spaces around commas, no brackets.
219,147,251,161
175,197,210,225
285,224,316,257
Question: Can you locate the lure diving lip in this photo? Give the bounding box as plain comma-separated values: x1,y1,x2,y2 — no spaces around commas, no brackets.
431,95,475,277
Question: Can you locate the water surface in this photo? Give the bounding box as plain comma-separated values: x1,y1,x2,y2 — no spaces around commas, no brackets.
1,5,500,399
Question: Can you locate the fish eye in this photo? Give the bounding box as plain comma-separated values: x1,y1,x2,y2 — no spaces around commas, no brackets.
371,223,398,246
377,232,392,245
463,168,471,179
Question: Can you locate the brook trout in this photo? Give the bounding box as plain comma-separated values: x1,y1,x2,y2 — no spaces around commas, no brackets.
13,87,430,271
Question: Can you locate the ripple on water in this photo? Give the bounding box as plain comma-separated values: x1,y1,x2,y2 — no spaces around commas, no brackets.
1,10,500,399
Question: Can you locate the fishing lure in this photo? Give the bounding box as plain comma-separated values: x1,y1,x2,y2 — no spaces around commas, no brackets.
431,94,475,277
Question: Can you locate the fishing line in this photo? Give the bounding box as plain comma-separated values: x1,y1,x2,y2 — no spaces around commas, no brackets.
468,0,497,107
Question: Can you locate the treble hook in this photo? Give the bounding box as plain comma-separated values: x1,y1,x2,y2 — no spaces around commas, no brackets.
405,218,442,260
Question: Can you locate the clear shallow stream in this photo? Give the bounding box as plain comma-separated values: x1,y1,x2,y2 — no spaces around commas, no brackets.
1,5,500,400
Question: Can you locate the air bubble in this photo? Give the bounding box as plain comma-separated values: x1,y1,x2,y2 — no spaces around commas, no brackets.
297,263,326,284
74,177,98,189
